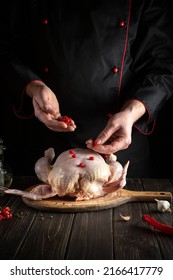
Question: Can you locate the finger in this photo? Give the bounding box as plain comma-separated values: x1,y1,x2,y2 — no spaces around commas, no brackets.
95,125,117,145
47,123,76,132
86,143,115,154
33,96,59,118
87,137,130,154
33,100,76,131
44,105,59,118
46,118,77,132
86,139,93,145
56,116,76,129
69,119,76,126
33,99,59,122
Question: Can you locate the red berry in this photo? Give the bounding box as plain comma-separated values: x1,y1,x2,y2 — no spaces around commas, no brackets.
6,213,12,219
2,209,10,216
69,150,74,154
58,115,72,125
3,207,10,212
107,113,113,118
88,156,94,160
0,206,13,221
93,140,98,146
77,162,85,168
72,154,76,158
103,154,108,159
0,215,4,220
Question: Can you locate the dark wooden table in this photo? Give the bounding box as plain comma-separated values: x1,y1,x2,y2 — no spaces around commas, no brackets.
0,176,173,260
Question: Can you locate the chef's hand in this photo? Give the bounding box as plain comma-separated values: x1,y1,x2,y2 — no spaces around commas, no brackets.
86,100,146,154
25,81,76,132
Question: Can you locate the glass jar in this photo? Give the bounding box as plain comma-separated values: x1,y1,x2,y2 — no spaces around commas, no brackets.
0,138,13,195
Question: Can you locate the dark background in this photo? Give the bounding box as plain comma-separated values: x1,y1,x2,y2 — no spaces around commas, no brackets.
149,96,173,178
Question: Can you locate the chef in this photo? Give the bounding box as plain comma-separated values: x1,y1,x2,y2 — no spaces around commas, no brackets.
0,0,173,177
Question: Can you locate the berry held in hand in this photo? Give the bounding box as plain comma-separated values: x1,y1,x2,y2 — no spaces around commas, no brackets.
58,115,72,125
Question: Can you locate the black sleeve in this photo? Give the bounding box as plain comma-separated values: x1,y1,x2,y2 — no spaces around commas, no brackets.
129,0,173,134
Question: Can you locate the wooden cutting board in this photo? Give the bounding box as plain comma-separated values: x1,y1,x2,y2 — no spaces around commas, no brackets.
22,185,172,212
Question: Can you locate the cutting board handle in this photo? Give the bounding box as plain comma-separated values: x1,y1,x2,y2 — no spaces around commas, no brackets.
22,185,172,212
124,190,172,202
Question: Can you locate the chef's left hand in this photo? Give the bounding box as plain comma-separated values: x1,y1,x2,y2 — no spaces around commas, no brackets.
86,111,133,154
86,100,146,154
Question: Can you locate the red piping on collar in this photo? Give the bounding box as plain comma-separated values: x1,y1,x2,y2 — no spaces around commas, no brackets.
117,0,132,98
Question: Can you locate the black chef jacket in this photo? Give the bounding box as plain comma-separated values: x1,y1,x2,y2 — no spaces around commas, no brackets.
1,0,173,176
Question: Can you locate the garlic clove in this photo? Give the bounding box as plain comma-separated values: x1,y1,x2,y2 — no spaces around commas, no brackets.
119,213,131,221
155,199,171,213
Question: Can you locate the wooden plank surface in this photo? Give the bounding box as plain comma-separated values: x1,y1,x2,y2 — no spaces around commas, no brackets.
112,179,163,260
65,210,113,260
14,211,74,260
0,177,173,260
142,178,173,260
0,196,37,260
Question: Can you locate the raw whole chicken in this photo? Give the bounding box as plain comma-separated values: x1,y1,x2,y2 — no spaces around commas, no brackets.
5,148,129,201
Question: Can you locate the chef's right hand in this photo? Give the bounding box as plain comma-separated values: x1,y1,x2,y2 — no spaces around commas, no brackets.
25,81,76,132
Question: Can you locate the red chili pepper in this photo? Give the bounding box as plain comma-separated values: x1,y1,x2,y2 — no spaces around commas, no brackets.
142,214,173,235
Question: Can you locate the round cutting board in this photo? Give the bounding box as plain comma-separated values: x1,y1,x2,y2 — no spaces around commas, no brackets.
22,184,172,212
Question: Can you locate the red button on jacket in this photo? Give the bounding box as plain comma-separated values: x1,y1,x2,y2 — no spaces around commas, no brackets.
119,21,125,27
112,67,119,73
42,19,48,25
